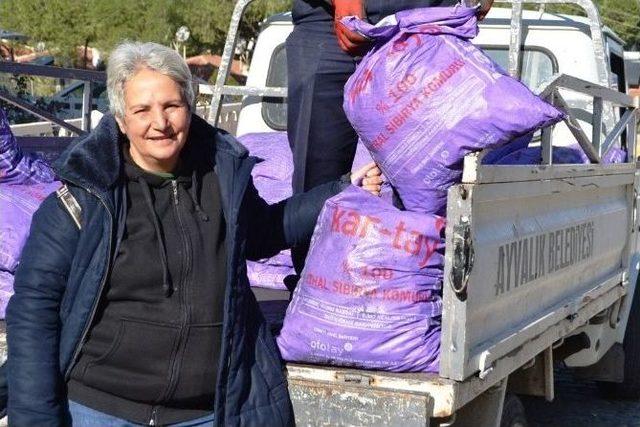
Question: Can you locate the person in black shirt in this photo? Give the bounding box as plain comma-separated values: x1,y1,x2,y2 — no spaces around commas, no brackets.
286,0,493,284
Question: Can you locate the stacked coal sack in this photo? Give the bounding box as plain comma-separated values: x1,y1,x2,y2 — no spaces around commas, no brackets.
341,6,564,215
483,142,627,165
277,6,564,372
277,186,444,372
0,108,59,318
239,132,387,291
238,132,294,291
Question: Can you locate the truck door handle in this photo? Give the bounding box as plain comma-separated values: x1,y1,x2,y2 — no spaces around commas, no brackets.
451,216,473,301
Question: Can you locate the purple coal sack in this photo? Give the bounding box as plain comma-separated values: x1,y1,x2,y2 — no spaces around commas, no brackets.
277,186,445,372
239,132,294,290
0,271,14,319
0,108,56,184
481,133,533,164
239,132,293,203
487,144,627,165
0,181,60,273
342,7,565,214
0,181,60,318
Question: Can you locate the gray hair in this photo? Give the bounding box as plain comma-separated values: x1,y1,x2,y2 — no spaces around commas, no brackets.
106,41,195,118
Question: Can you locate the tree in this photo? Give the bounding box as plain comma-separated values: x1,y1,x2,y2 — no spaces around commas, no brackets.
598,0,640,49
0,0,291,66
0,0,96,65
533,0,640,49
1,0,636,60
167,0,290,57
89,0,176,52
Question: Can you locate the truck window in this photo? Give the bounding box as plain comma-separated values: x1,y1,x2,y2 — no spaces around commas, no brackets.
609,51,626,94
608,49,627,142
261,45,557,131
261,43,287,131
480,46,557,91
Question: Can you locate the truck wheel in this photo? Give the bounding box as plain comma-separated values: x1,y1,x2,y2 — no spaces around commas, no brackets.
598,278,640,399
500,394,528,427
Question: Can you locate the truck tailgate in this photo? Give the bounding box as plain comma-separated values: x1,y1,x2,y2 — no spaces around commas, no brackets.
286,363,501,422
440,160,637,381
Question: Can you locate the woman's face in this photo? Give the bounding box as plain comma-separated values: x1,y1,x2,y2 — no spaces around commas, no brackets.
115,67,191,173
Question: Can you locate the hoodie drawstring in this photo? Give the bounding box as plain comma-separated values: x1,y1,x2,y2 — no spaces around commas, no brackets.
138,177,173,297
189,169,209,222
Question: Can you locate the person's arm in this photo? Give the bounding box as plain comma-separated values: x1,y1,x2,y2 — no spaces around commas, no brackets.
332,0,370,56
330,0,495,53
6,192,81,426
477,0,495,20
245,163,382,260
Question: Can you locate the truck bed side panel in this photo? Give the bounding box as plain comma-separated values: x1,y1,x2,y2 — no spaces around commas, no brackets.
440,164,635,381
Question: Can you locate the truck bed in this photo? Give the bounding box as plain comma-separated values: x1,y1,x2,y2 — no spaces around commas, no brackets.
280,159,637,425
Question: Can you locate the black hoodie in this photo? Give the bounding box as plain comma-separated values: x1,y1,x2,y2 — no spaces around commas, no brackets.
67,138,227,425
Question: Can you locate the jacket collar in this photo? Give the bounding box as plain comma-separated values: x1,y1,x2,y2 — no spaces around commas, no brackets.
53,113,249,194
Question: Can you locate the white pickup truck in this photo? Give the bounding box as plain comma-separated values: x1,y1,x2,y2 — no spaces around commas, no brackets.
207,0,640,426
3,0,638,425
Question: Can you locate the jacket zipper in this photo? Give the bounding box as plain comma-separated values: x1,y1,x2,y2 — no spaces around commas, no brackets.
156,180,192,404
64,181,114,379
149,407,158,426
172,180,179,205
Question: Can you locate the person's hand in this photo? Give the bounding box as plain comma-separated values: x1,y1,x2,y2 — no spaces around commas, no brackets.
476,0,494,21
333,0,370,56
351,161,384,196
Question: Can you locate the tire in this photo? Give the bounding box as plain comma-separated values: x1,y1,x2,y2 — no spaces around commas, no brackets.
500,393,528,427
598,275,640,399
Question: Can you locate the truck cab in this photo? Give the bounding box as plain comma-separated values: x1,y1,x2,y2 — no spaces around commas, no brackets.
212,2,639,426
2,0,638,425
236,6,632,142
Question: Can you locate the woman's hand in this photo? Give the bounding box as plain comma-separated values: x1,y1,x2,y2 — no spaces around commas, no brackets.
351,161,384,196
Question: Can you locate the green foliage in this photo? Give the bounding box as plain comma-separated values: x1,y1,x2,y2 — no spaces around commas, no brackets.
597,0,640,49
520,0,640,48
89,0,176,52
0,0,291,66
0,0,93,64
0,0,635,61
171,0,290,57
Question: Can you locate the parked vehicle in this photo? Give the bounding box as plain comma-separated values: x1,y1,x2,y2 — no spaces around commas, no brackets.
3,0,639,425
207,0,640,426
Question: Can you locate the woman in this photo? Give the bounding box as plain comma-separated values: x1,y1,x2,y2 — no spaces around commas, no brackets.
6,42,382,427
